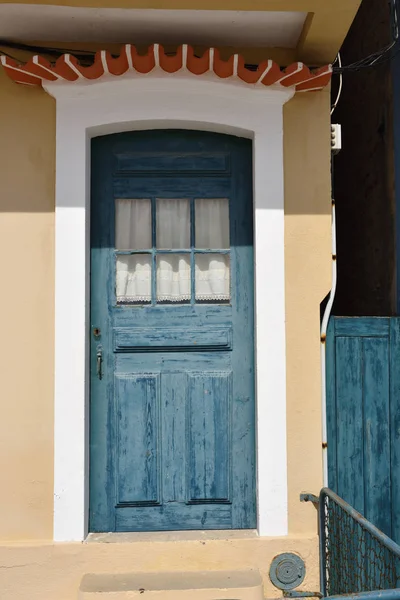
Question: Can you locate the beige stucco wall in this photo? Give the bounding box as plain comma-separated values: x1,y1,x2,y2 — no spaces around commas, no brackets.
284,88,331,535
0,68,55,541
0,67,331,598
0,535,320,600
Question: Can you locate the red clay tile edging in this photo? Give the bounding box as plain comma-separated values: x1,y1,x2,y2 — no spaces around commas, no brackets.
0,43,332,92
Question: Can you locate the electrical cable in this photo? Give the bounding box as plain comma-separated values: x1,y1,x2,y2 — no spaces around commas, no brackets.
0,48,20,61
0,39,96,58
0,39,97,66
331,53,342,115
333,0,399,74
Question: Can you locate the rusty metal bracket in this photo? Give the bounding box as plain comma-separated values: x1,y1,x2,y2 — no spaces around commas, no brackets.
300,493,320,506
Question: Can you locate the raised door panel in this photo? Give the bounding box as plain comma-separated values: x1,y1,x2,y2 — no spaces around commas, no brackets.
187,372,231,504
116,374,161,506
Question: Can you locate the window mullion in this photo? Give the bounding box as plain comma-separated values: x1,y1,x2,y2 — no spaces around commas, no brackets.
190,198,195,305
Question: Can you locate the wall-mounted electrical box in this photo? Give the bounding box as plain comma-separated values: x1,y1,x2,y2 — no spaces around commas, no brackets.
331,123,342,154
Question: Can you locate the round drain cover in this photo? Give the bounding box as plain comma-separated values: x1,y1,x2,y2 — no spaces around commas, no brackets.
269,553,305,590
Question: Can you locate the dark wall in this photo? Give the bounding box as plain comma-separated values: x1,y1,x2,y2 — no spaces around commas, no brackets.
333,0,396,316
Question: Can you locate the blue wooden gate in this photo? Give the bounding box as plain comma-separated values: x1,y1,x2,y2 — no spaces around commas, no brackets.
327,317,400,542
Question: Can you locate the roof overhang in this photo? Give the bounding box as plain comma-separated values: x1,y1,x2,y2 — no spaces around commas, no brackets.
0,6,308,49
0,1,362,64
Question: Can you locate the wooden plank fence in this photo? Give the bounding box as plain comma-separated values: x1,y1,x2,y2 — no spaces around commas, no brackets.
327,317,400,542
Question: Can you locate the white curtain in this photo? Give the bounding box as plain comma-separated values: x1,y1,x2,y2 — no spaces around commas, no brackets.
195,254,230,301
116,198,151,250
195,199,230,301
157,199,190,249
115,198,230,303
157,255,191,302
195,198,229,249
116,199,152,303
116,254,152,303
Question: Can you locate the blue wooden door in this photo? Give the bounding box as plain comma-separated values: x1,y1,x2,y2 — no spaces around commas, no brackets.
326,317,400,542
89,130,255,532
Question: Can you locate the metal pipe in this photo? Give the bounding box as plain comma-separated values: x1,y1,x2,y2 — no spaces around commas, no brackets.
319,487,328,596
320,196,337,487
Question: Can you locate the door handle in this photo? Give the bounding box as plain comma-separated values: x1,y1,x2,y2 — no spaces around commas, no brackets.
96,345,103,380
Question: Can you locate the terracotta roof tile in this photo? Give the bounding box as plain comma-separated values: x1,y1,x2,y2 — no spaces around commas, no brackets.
0,43,331,92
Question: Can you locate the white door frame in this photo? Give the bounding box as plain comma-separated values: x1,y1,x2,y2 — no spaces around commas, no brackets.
46,75,293,541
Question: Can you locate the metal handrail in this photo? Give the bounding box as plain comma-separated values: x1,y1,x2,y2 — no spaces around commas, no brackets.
319,488,400,597
327,591,400,600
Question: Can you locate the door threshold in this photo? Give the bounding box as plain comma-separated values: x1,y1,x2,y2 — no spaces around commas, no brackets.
86,530,259,543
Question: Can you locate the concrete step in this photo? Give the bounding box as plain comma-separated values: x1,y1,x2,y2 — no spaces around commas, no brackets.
79,570,264,600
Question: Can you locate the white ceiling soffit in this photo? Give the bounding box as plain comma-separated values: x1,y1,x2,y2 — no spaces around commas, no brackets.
0,5,307,48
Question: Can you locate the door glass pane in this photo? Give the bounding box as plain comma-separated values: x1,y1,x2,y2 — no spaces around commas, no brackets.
195,198,229,249
195,254,230,301
157,254,191,303
115,199,151,250
116,254,151,304
156,199,190,249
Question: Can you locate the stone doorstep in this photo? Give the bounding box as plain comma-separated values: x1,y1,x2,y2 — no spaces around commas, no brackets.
79,570,264,600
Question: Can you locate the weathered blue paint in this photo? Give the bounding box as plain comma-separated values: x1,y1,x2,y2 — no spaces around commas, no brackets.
333,318,390,337
326,317,400,542
113,326,232,351
389,319,400,545
89,130,255,532
115,151,229,173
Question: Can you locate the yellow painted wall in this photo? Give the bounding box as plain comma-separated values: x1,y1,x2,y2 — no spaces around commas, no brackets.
0,68,55,541
284,88,331,534
0,66,331,599
0,535,320,600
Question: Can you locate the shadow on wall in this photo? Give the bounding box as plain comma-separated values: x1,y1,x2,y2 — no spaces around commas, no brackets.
0,61,332,218
0,69,56,213
284,90,332,216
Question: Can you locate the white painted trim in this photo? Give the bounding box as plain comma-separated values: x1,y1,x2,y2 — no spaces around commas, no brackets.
48,75,292,542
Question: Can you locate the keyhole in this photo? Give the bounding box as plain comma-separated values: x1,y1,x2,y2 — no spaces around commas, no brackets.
93,328,101,337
